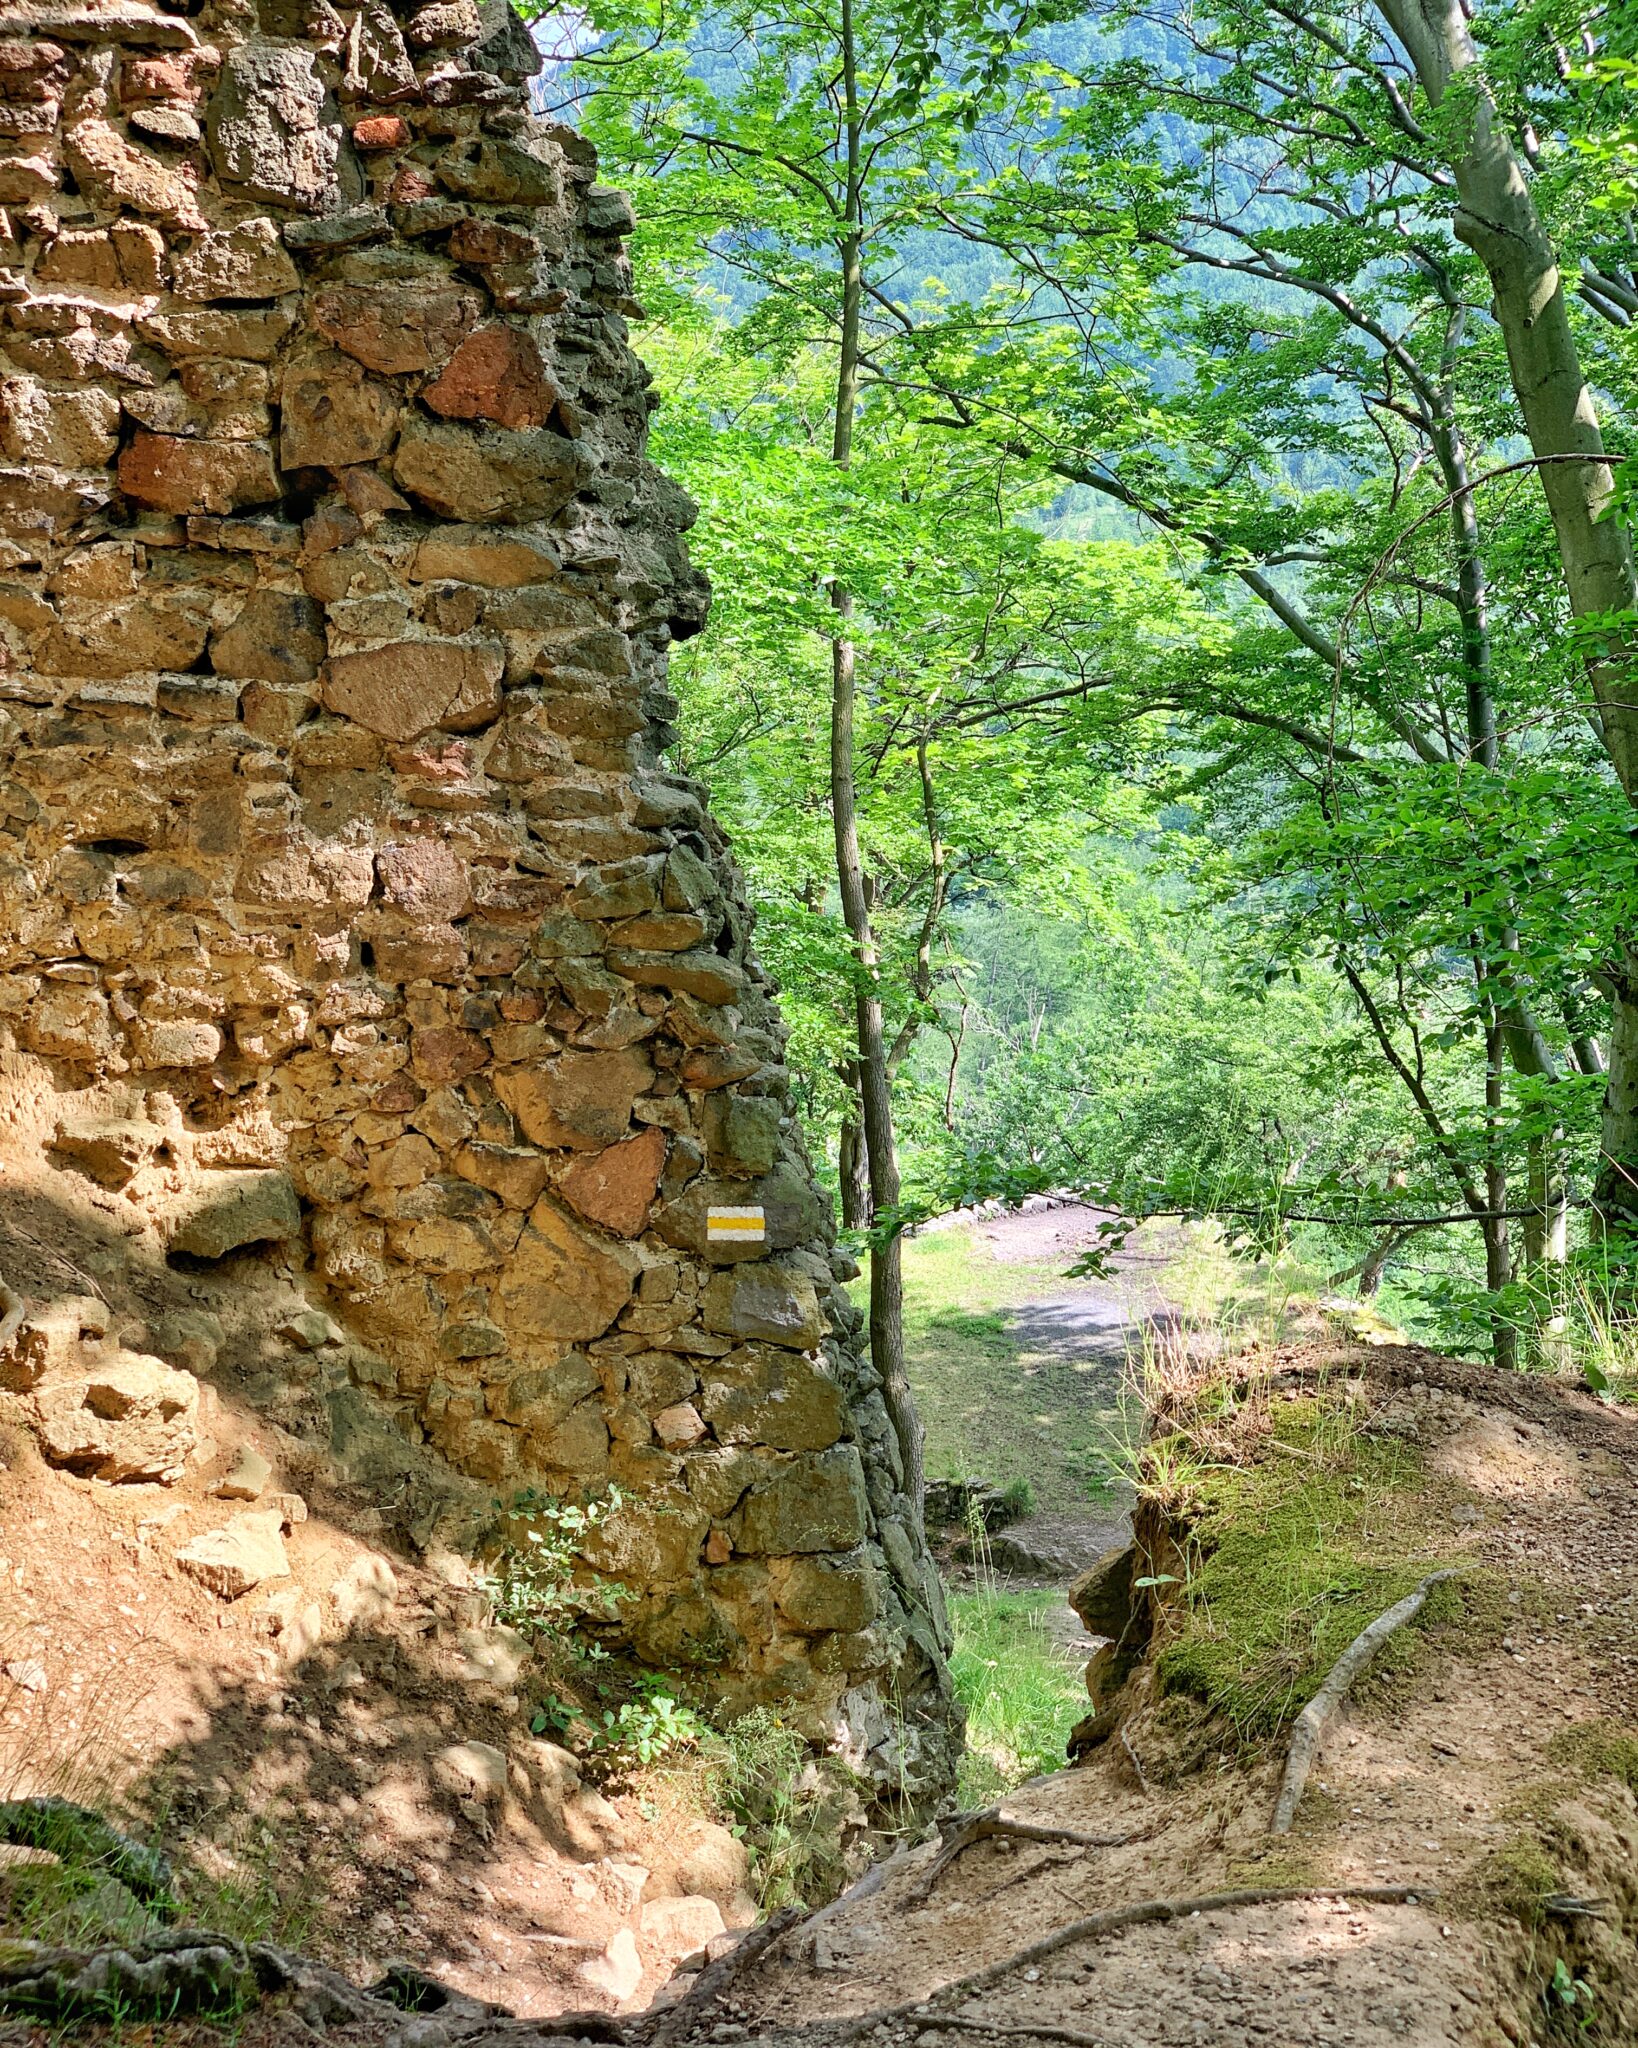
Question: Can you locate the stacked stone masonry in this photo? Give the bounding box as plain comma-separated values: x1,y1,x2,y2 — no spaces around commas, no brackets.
0,0,957,1798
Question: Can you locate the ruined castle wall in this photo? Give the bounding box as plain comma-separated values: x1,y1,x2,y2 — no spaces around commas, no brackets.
0,0,957,1798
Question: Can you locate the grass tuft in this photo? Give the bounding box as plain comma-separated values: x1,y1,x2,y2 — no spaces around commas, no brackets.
1150,1399,1476,1740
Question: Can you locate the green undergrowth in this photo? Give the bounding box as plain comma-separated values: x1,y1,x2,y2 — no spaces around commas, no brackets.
949,1587,1086,1803
1152,1393,1479,1741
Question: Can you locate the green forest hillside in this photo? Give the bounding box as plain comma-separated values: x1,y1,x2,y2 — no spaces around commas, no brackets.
537,0,1638,1381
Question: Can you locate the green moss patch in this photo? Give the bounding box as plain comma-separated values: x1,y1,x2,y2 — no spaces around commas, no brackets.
1152,1398,1474,1739
1548,1719,1638,1796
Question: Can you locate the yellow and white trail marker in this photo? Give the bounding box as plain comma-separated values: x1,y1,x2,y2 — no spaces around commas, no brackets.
707,1205,766,1245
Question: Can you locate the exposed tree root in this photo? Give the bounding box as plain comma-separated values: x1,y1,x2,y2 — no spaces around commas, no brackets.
650,1906,807,2043
908,1809,1138,1906
0,1885,1433,2041
814,1885,1431,2044
1271,1570,1458,1835
892,2019,1106,2048
0,1798,177,1917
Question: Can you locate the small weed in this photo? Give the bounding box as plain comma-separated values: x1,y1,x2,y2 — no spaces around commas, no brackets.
703,1708,857,1912
482,1484,631,1642
999,1477,1036,1521
1547,1956,1596,2031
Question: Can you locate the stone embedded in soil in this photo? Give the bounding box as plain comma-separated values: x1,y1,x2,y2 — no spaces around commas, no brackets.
175,1509,289,1598
676,1828,752,1904
213,1442,271,1501
580,1926,643,2004
433,1738,510,1803
166,1169,302,1259
35,1351,198,1484
640,1895,727,1966
49,1116,165,1188
1069,1540,1138,1637
985,1517,1129,1581
4,1296,110,1392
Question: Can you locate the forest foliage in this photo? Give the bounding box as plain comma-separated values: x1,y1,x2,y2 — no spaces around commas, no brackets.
530,0,1638,1371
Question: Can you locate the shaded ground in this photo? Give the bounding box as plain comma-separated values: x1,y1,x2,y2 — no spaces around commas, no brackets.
0,1145,756,2020
18,1340,1631,2047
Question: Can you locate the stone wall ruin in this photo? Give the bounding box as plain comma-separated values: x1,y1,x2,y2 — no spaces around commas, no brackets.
0,0,958,1800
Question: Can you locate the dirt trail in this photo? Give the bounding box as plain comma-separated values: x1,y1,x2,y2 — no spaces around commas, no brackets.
636,1344,1638,2048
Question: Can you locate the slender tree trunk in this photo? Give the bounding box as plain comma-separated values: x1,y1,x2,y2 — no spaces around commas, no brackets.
837,1073,871,1231
1477,978,1517,1370
826,0,924,1512
1378,0,1638,1228
1523,1131,1571,1364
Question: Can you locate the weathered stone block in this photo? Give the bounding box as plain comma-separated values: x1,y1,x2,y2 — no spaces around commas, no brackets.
699,1345,843,1448
393,418,592,524
206,42,358,214
41,595,210,678
435,134,557,205
172,217,299,301
343,0,417,98
703,1093,781,1179
131,1017,223,1068
176,1509,290,1597
312,281,480,375
65,115,205,225
702,1263,824,1352
210,589,325,685
731,1446,869,1556
280,347,400,468
411,522,559,587
773,1554,877,1633
167,1169,302,1258
423,323,558,430
118,431,280,514
495,1048,652,1149
657,1163,826,1264
0,377,119,466
453,1140,549,1209
322,638,504,740
35,1351,198,1484
494,1196,640,1341
607,948,747,1007
557,1124,665,1236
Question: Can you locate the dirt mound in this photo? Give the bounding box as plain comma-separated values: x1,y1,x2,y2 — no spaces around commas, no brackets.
637,1341,1638,2048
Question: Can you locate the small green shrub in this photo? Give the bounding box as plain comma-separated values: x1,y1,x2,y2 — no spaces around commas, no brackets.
483,1484,630,1642
705,1708,856,1912
999,1477,1036,1521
